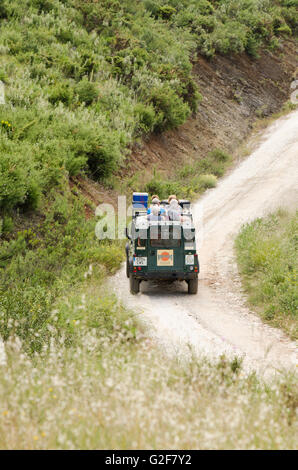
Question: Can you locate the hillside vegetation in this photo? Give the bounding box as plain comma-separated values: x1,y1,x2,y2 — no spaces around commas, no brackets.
236,210,298,339
0,0,297,213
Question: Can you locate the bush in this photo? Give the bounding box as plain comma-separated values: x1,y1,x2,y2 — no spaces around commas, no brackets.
0,3,8,19
74,127,122,180
0,151,38,212
209,148,231,162
150,146,231,199
48,83,74,106
22,181,41,212
0,216,14,235
145,176,184,200
197,174,217,189
276,23,292,35
74,80,99,106
134,102,156,133
157,5,177,20
245,35,261,58
150,85,191,132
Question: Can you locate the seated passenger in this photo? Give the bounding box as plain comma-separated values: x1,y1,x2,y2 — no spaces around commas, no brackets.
147,196,166,216
167,198,182,221
168,195,181,209
148,205,162,221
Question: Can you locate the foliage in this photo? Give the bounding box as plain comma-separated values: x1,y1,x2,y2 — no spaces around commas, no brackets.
235,211,298,339
145,147,231,199
0,190,125,353
154,0,297,57
0,0,295,213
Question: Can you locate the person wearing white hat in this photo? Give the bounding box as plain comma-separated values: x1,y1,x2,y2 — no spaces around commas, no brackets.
147,195,166,216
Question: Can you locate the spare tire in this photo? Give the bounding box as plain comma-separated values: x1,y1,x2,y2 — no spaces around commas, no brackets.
125,244,130,278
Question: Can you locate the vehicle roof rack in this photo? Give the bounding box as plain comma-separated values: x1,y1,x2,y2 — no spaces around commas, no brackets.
179,200,191,208
160,199,190,208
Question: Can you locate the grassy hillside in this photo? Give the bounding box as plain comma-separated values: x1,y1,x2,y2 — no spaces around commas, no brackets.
0,0,297,214
235,210,298,339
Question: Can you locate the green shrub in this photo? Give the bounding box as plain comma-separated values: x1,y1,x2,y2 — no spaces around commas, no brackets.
209,148,231,162
0,152,37,211
197,0,214,15
245,35,261,58
150,85,191,132
32,0,56,13
276,23,292,35
65,154,87,177
197,174,217,189
145,178,167,199
0,216,14,235
0,2,8,19
149,146,232,199
74,80,99,106
48,83,74,106
22,181,41,212
134,102,156,133
157,5,177,20
145,177,184,200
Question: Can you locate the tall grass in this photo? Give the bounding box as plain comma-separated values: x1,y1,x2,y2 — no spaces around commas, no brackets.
0,329,297,449
235,210,298,339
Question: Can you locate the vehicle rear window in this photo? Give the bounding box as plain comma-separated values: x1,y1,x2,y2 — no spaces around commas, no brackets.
150,238,181,248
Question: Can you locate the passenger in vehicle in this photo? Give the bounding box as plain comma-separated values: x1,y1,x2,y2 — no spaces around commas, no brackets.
168,194,180,205
167,195,182,221
148,205,163,221
147,196,166,216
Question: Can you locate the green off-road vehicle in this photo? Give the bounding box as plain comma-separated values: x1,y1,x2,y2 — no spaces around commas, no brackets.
125,193,199,294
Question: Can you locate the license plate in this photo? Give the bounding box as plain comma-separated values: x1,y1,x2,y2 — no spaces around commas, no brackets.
185,254,194,265
133,257,147,266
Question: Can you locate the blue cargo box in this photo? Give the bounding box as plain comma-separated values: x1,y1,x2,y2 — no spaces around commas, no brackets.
132,192,148,209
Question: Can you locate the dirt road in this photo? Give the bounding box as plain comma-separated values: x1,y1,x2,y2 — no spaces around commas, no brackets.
112,111,298,377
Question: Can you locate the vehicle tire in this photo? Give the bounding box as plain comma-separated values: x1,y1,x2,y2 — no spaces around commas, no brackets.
130,275,140,294
125,244,130,278
126,257,130,278
188,278,198,295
